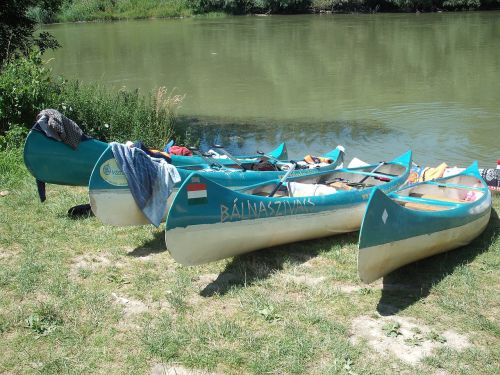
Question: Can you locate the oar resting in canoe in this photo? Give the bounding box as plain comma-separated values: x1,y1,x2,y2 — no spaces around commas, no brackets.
164,151,412,266
357,161,492,284
89,144,346,226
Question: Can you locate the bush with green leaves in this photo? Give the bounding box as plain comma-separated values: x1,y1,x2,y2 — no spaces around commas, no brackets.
0,53,59,134
58,0,192,21
0,54,182,150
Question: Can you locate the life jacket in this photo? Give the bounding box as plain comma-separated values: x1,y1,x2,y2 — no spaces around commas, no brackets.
303,155,332,164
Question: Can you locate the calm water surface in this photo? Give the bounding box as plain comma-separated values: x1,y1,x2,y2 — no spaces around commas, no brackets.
45,13,500,166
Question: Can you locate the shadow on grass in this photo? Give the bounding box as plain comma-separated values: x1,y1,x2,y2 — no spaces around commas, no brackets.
377,208,500,316
66,203,94,219
127,230,168,257
200,231,358,297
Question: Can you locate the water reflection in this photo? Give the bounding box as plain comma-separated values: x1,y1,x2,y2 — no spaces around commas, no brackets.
176,110,497,167
177,115,403,162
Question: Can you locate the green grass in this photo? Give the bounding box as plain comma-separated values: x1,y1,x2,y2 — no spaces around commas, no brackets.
0,149,499,374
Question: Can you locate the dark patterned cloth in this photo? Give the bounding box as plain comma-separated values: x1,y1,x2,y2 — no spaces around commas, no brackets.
36,109,83,149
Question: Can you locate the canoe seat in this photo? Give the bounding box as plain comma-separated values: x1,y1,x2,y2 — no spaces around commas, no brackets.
409,193,466,203
399,201,448,211
324,178,373,190
392,193,463,211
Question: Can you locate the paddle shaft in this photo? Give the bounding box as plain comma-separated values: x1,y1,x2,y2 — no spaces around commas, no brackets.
213,145,248,171
359,162,385,184
188,147,225,170
257,150,287,170
269,162,297,197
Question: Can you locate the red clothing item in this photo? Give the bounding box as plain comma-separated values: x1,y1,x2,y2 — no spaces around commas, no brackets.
169,146,192,156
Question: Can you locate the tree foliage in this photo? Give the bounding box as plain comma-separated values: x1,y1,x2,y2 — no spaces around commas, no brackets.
0,0,62,66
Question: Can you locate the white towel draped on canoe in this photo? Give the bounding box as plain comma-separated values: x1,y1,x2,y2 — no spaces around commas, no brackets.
111,142,181,227
288,182,337,197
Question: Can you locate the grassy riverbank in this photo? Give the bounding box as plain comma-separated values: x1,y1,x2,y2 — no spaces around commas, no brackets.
0,146,498,374
34,0,500,23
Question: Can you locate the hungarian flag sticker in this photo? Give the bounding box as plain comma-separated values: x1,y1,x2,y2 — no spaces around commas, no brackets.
187,178,208,205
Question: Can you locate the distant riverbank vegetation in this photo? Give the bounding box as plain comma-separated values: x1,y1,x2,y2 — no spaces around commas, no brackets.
28,0,500,23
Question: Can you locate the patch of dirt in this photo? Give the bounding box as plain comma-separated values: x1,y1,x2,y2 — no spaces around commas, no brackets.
151,364,216,375
371,280,425,293
112,293,148,316
195,273,221,286
350,315,470,365
70,252,121,278
186,294,241,321
331,283,361,293
282,276,365,294
195,273,240,295
281,274,326,287
0,244,22,266
300,256,327,268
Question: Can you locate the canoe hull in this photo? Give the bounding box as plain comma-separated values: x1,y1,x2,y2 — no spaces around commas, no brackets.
358,209,490,284
89,145,344,226
23,129,286,186
23,129,107,186
166,204,365,266
169,142,288,166
89,188,177,226
358,163,492,283
165,151,412,265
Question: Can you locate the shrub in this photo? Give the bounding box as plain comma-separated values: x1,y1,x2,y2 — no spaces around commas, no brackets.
58,81,183,148
58,0,116,21
0,53,59,134
0,55,183,150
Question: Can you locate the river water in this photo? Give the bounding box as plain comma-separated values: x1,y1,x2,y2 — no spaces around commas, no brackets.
45,12,500,166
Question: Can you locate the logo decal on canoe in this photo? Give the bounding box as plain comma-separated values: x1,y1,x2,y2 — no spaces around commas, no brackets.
220,197,315,223
100,159,128,186
187,182,208,205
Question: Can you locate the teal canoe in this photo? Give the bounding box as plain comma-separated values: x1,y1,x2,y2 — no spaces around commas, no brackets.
164,151,412,266
23,128,108,186
89,145,345,226
170,142,288,166
358,162,492,284
174,146,345,189
23,128,288,186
